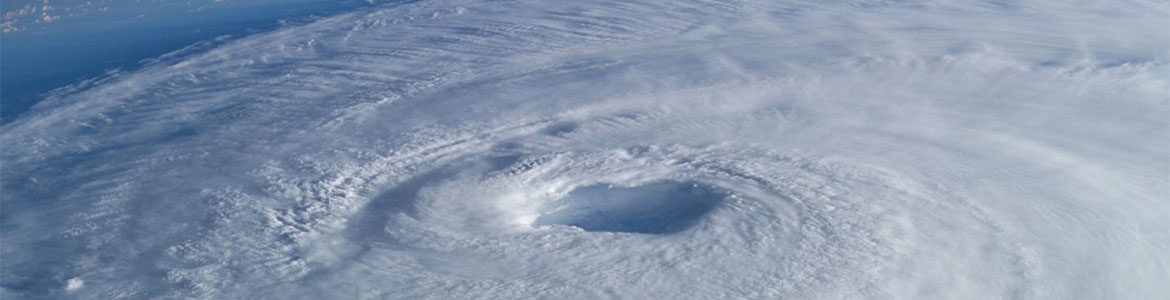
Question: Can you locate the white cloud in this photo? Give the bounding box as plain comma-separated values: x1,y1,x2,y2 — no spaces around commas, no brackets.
1,0,1166,299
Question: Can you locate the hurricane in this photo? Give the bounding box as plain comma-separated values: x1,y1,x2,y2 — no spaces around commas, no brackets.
2,0,1167,299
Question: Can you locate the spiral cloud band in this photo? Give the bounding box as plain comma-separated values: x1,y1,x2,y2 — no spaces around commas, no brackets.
2,0,1167,299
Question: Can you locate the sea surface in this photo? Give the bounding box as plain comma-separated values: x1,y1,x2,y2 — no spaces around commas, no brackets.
1,0,397,124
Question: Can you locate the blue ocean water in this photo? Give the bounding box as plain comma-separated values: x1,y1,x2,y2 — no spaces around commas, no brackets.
0,0,395,124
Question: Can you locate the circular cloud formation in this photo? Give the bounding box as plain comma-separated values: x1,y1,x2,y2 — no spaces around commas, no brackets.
2,0,1167,299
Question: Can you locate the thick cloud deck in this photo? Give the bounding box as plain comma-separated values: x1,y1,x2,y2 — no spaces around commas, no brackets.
1,0,1167,299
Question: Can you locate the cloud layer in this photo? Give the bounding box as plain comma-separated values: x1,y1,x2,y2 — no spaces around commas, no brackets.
2,0,1167,299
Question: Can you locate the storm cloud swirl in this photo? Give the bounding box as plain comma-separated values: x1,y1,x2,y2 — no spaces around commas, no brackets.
2,0,1167,299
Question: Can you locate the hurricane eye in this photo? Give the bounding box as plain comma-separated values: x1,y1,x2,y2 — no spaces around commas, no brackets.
534,181,726,234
